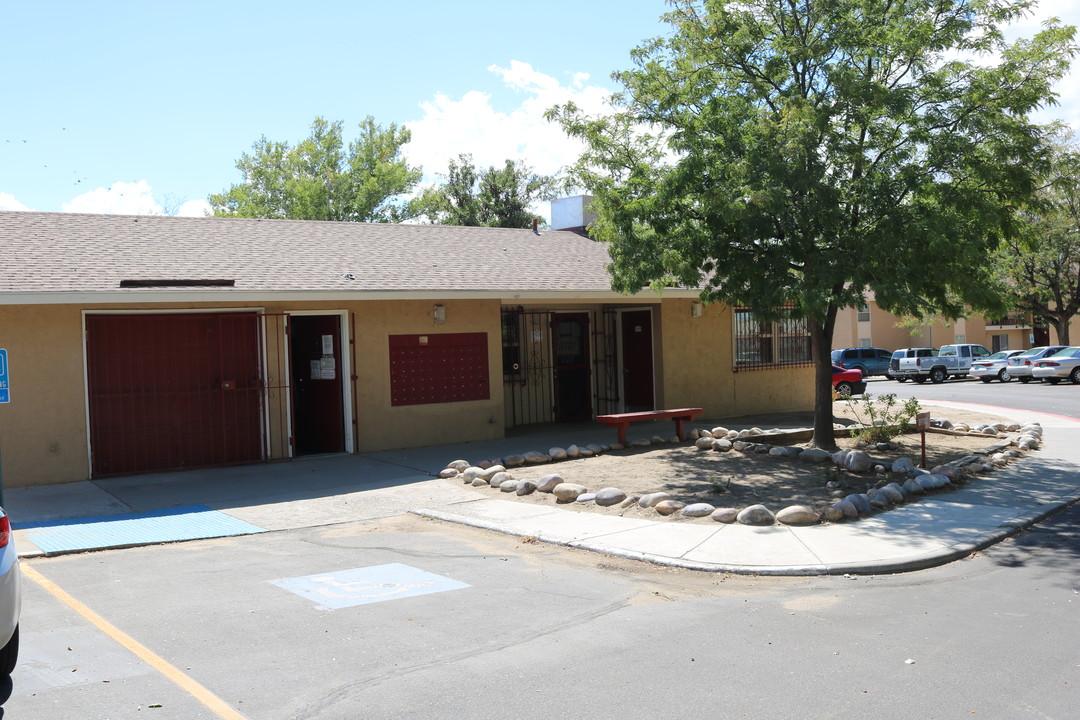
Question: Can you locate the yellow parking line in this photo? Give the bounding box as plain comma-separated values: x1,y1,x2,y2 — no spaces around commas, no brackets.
22,563,248,720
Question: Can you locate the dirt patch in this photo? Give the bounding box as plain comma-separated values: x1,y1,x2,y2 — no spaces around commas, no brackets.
450,403,1017,520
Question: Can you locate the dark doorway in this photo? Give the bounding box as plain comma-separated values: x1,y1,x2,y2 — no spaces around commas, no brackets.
1033,326,1050,346
289,315,346,455
552,313,593,422
621,310,655,411
86,313,264,477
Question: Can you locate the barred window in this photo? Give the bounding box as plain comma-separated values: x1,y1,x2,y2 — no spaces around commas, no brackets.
734,308,812,370
857,304,870,322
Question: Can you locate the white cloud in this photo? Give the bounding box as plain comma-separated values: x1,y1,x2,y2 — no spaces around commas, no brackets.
0,192,31,211
62,180,164,215
405,61,614,183
176,199,211,217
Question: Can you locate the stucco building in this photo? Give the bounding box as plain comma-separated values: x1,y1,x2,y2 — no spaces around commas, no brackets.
0,203,813,487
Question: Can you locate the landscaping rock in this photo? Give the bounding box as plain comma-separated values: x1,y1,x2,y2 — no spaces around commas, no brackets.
844,493,873,516
620,496,640,508
821,505,845,522
503,454,525,467
800,448,831,464
638,492,673,508
737,504,776,525
777,505,819,525
833,499,859,520
553,483,588,502
903,478,927,495
439,468,459,479
681,503,716,518
891,457,915,474
695,437,715,450
548,447,568,461
844,451,873,473
536,474,564,493
880,484,906,503
524,451,551,464
500,479,518,492
655,500,687,516
631,438,652,447
489,472,513,487
516,481,537,496
480,465,506,480
595,487,628,507
576,492,597,503
462,466,486,480
566,445,582,458
471,477,489,487
712,439,733,452
711,507,739,523
448,459,470,472
768,446,787,457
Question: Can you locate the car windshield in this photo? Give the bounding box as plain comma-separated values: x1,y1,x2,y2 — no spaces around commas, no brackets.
1017,347,1049,357
1048,347,1080,358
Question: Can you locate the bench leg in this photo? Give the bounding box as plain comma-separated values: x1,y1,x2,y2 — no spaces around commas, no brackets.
674,418,687,441
616,424,628,446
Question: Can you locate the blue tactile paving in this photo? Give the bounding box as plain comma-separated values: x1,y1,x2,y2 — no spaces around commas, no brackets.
14,505,267,554
269,563,471,610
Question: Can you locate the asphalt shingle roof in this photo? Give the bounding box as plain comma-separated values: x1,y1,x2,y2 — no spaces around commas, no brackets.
0,211,620,298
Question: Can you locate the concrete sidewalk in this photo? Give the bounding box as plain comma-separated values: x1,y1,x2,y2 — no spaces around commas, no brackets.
10,402,1080,575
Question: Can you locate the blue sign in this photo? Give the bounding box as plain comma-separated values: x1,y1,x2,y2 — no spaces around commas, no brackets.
0,349,8,403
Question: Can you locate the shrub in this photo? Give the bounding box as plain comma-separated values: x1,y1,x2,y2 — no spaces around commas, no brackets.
843,393,922,445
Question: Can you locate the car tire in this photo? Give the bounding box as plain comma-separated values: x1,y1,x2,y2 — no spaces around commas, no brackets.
835,382,854,396
913,376,927,384
999,370,1011,382
0,625,18,677
1048,378,1062,385
896,376,908,383
1071,368,1080,385
1019,377,1031,384
929,367,946,384
980,377,992,383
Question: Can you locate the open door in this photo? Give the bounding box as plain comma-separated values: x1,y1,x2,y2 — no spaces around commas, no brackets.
289,315,345,455
552,313,593,422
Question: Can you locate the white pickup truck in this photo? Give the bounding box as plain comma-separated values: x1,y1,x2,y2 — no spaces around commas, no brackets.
895,343,992,384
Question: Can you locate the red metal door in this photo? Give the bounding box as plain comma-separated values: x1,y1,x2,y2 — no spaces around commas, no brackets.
621,310,654,411
86,313,264,477
289,315,345,455
552,313,593,422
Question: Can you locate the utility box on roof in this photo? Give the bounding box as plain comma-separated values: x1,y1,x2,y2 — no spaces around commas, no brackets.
550,196,595,234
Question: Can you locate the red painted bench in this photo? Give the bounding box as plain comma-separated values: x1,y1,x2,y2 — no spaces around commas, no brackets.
595,408,704,446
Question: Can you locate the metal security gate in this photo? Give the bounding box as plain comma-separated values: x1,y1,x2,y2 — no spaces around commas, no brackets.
86,312,291,477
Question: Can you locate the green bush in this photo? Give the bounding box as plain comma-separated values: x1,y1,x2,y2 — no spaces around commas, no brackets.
844,393,922,445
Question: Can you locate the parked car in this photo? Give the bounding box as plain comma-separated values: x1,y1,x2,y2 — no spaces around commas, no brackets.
970,349,1025,383
0,507,20,677
1031,346,1080,384
895,343,992,383
831,347,892,377
1006,346,1068,383
832,365,866,396
888,347,936,382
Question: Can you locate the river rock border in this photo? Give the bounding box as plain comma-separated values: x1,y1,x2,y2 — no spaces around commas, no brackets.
438,419,1044,527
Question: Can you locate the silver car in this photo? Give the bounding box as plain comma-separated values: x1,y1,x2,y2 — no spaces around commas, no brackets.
0,507,20,677
1007,346,1068,383
1032,346,1080,384
970,349,1025,383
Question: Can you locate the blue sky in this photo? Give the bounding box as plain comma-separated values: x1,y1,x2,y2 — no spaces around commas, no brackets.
2,1,1077,219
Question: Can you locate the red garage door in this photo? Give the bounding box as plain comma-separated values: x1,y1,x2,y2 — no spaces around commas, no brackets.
86,313,265,477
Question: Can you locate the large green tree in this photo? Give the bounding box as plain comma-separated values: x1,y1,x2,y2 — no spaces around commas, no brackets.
997,128,1080,344
209,116,421,222
415,154,559,228
551,0,1074,447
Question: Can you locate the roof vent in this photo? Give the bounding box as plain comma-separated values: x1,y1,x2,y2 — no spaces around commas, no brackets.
119,279,235,288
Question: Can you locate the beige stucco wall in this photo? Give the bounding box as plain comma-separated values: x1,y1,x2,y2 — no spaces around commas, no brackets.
0,299,505,487
658,299,814,419
0,305,90,489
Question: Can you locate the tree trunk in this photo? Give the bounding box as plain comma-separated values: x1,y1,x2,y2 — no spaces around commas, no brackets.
1055,315,1070,345
809,309,839,451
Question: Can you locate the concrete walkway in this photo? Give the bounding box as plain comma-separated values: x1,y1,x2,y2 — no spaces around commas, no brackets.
9,402,1080,575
